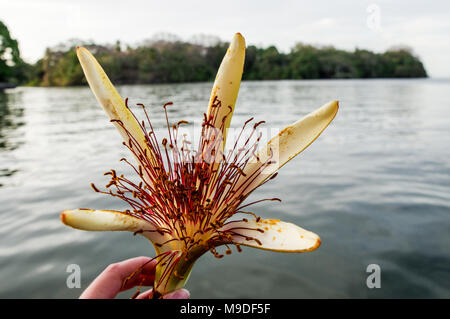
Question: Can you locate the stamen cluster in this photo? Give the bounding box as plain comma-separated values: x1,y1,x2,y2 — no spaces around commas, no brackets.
91,97,280,257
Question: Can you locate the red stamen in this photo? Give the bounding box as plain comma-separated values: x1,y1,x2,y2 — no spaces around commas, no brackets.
92,98,280,256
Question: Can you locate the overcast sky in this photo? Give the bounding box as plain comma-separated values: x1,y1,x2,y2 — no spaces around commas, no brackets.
1,0,449,77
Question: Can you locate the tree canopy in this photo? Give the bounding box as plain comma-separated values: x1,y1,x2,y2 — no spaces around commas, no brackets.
0,21,28,84
29,38,427,87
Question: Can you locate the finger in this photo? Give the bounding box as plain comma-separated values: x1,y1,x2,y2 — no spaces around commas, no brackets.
163,289,190,299
121,273,155,291
80,256,156,299
135,288,190,299
122,257,157,290
135,288,154,299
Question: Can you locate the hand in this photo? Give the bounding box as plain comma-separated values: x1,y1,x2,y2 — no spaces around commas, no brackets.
79,256,190,299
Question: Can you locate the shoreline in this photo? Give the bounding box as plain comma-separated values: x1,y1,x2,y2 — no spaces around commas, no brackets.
0,83,16,90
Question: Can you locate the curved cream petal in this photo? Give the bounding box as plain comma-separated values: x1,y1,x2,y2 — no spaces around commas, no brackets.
237,100,339,198
219,218,321,253
206,33,245,149
60,209,163,242
76,47,155,165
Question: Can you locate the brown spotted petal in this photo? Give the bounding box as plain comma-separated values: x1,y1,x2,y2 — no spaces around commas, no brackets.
233,100,339,200
219,219,321,253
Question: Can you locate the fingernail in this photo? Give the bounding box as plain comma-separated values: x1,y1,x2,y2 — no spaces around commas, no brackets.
164,288,190,299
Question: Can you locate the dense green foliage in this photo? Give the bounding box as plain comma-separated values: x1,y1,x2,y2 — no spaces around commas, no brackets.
29,39,427,86
0,21,29,85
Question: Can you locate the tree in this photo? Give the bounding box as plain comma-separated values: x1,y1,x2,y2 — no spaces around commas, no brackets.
0,20,26,84
290,43,320,79
25,35,428,86
382,48,427,78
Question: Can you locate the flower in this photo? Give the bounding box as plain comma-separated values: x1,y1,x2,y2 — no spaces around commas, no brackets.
60,33,338,298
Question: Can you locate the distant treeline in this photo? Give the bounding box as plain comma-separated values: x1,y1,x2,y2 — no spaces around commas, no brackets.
0,22,428,87
28,39,428,86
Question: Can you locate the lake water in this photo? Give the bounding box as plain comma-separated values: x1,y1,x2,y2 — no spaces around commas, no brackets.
0,79,449,298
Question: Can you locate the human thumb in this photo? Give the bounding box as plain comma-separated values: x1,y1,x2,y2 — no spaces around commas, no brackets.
162,288,190,299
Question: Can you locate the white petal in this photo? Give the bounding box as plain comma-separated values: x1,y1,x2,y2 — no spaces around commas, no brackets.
219,218,321,253
76,47,156,165
206,33,245,149
60,209,163,242
237,100,339,197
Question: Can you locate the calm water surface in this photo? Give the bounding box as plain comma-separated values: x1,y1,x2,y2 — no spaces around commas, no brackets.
0,79,449,298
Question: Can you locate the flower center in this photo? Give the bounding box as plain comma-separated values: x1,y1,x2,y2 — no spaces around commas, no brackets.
91,97,280,257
